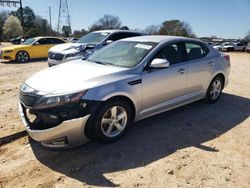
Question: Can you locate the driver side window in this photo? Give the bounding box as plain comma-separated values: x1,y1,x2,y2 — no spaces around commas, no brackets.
152,43,183,65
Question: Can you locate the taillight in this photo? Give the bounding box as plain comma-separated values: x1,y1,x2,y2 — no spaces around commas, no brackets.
224,55,230,61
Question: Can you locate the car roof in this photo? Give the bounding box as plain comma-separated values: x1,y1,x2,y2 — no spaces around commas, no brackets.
92,30,145,35
121,35,203,44
34,36,64,40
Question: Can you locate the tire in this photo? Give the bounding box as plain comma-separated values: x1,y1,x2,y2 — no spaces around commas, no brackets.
16,51,30,63
92,99,133,142
205,76,224,103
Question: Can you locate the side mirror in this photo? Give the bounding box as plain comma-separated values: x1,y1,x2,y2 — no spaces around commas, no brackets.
33,42,40,45
105,40,113,45
150,58,170,69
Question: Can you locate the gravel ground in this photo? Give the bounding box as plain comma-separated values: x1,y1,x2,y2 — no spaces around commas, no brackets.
0,46,249,188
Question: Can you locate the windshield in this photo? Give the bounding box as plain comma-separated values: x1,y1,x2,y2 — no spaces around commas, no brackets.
77,32,110,44
23,38,35,45
88,41,157,68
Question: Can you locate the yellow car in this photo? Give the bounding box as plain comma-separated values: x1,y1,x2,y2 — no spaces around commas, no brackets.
0,36,66,63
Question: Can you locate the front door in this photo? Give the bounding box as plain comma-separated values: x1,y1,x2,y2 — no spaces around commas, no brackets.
141,42,188,116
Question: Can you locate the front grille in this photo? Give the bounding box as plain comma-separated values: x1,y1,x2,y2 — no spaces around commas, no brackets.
19,92,39,107
48,52,64,60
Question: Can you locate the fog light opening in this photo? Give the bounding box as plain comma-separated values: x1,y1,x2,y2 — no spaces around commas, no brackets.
43,137,69,146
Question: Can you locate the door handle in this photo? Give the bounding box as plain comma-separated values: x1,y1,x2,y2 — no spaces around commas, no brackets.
178,68,186,74
208,62,214,67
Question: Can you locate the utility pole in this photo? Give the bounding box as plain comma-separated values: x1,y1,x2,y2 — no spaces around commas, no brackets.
19,0,24,33
57,0,61,34
49,6,52,28
57,0,71,36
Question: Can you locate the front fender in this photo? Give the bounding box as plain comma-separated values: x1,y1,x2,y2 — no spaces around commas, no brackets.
84,76,142,117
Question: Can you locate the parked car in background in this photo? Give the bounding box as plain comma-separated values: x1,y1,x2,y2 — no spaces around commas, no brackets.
0,36,66,63
212,43,224,51
10,36,25,44
213,42,233,51
19,35,230,148
48,30,145,67
246,43,250,53
222,42,246,52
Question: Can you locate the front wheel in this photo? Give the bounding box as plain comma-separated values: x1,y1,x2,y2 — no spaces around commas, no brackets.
16,51,30,63
205,76,223,103
92,99,133,142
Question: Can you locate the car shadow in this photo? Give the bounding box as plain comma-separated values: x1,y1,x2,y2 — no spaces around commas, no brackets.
30,93,250,187
1,58,48,64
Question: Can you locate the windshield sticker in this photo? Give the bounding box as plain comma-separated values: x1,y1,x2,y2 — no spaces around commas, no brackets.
101,33,109,36
135,44,152,50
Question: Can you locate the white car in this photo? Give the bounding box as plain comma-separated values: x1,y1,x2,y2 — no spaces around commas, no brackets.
48,30,145,67
213,42,231,51
222,42,246,52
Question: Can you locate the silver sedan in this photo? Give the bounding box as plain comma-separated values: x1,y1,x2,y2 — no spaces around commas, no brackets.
19,36,230,148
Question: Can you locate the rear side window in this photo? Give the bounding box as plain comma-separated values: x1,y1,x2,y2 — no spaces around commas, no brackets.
185,42,209,60
37,38,50,45
153,43,183,65
49,38,65,44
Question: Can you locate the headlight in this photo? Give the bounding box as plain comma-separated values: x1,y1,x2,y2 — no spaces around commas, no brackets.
65,52,82,59
4,50,13,53
34,91,87,109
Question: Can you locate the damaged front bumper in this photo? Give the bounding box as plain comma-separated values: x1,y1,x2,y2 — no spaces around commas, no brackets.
19,103,90,148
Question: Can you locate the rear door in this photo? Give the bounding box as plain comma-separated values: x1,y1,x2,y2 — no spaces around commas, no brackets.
184,41,214,93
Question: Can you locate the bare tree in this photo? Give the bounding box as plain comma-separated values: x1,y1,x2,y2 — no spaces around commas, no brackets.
144,25,160,35
89,15,122,31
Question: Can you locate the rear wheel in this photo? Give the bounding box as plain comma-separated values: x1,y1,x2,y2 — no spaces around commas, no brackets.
16,51,29,63
205,76,224,103
92,99,133,142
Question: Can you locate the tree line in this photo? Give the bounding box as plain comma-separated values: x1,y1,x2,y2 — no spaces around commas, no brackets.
0,6,249,42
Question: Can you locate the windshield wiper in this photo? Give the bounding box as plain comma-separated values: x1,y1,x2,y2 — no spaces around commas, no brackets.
88,60,109,65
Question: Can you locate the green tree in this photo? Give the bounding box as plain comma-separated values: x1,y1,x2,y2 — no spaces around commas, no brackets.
12,6,35,31
244,30,250,42
159,20,195,37
3,15,23,40
25,15,56,37
89,15,122,31
0,11,9,42
72,29,88,38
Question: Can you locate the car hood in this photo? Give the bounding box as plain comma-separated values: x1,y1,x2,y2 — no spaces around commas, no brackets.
49,43,95,55
1,44,29,51
25,60,129,94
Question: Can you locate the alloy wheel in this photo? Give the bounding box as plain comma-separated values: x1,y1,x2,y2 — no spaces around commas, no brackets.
101,106,128,138
210,79,222,100
17,51,29,63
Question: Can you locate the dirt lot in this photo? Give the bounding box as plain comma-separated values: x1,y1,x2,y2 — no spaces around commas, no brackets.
0,44,249,188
